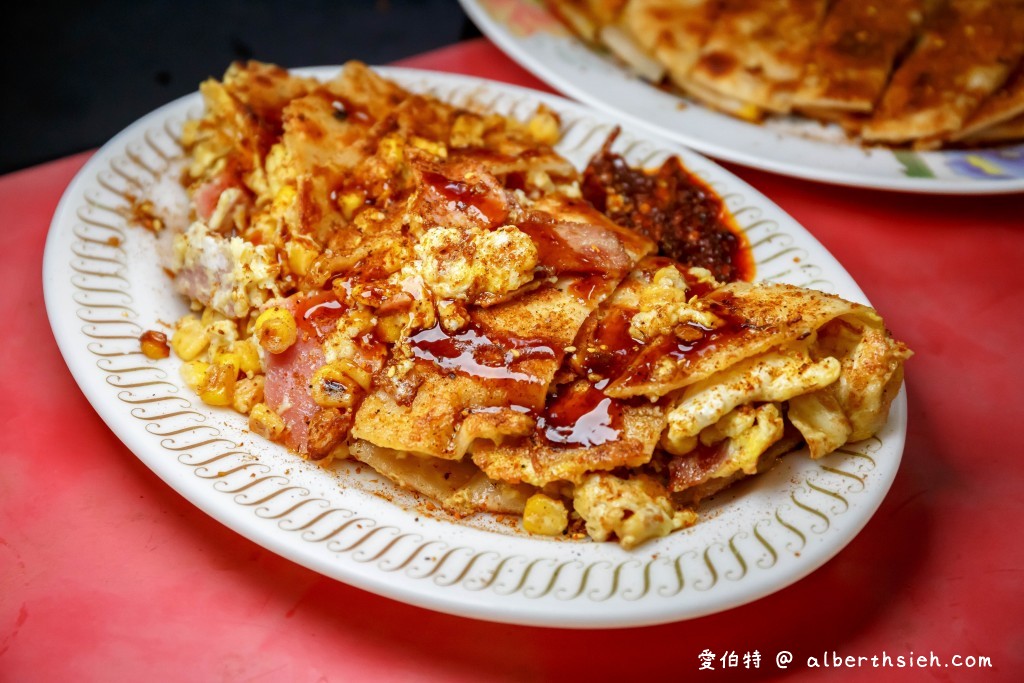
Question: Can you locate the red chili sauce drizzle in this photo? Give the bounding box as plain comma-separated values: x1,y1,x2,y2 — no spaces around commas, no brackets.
537,379,622,448
532,307,648,448
539,286,759,447
567,274,608,300
408,320,558,388
420,170,509,227
581,132,755,283
580,308,642,379
294,290,347,341
617,296,758,389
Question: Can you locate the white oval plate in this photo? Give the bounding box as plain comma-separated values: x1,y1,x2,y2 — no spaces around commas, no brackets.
43,66,906,628
459,0,1024,194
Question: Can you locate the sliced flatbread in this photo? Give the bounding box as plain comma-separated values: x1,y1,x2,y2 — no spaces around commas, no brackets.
622,0,764,119
351,199,655,459
471,385,666,487
863,0,1024,146
958,112,1024,144
688,0,831,114
955,60,1024,141
547,0,666,81
544,0,625,42
793,0,933,112
623,0,719,84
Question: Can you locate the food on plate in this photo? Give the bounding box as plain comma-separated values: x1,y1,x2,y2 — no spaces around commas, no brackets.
954,62,1024,143
793,0,929,114
544,0,1024,148
147,60,910,548
622,0,718,94
687,0,831,117
862,0,1024,145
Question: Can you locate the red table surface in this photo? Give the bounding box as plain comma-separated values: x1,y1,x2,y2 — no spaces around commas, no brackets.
2,39,1022,682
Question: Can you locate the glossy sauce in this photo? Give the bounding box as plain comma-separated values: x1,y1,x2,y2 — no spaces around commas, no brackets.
537,380,622,448
616,298,753,389
294,291,347,341
420,170,509,227
578,307,643,380
408,321,557,387
567,274,609,301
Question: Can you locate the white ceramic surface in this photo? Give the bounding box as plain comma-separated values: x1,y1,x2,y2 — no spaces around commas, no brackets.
460,0,1024,194
43,67,906,628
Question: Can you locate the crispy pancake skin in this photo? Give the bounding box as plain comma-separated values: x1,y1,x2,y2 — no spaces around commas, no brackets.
689,0,831,114
863,0,1024,146
794,0,931,112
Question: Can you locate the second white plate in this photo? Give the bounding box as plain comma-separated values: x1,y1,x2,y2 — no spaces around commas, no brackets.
460,0,1024,194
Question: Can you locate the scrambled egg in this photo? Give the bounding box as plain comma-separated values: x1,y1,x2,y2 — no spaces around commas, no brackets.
171,221,281,319
573,473,697,549
700,403,784,477
406,224,538,303
665,343,841,449
630,266,723,340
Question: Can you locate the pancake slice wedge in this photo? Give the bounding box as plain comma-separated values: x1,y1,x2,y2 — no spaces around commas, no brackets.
688,0,831,114
954,60,1024,141
793,0,933,113
863,0,1024,147
623,0,720,88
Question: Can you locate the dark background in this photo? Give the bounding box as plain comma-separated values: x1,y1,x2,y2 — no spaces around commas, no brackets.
2,1,479,174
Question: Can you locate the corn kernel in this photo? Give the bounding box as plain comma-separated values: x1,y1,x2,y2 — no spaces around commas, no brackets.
528,107,561,146
233,375,265,414
310,362,363,408
180,360,210,391
199,363,236,406
249,403,286,440
523,493,568,536
737,103,761,122
228,340,262,376
286,240,319,276
375,314,406,344
379,135,403,165
337,191,366,221
410,136,448,159
254,306,297,354
139,330,170,359
212,350,243,378
171,316,210,361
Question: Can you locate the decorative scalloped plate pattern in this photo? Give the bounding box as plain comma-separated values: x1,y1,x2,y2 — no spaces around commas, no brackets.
460,0,1024,194
43,67,906,628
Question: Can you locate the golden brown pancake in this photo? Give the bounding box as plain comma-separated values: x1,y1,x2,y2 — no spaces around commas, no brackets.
688,0,832,114
863,0,1024,147
955,60,1024,141
793,0,933,113
622,0,723,99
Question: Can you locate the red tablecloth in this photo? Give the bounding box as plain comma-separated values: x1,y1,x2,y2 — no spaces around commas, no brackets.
2,39,1022,681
